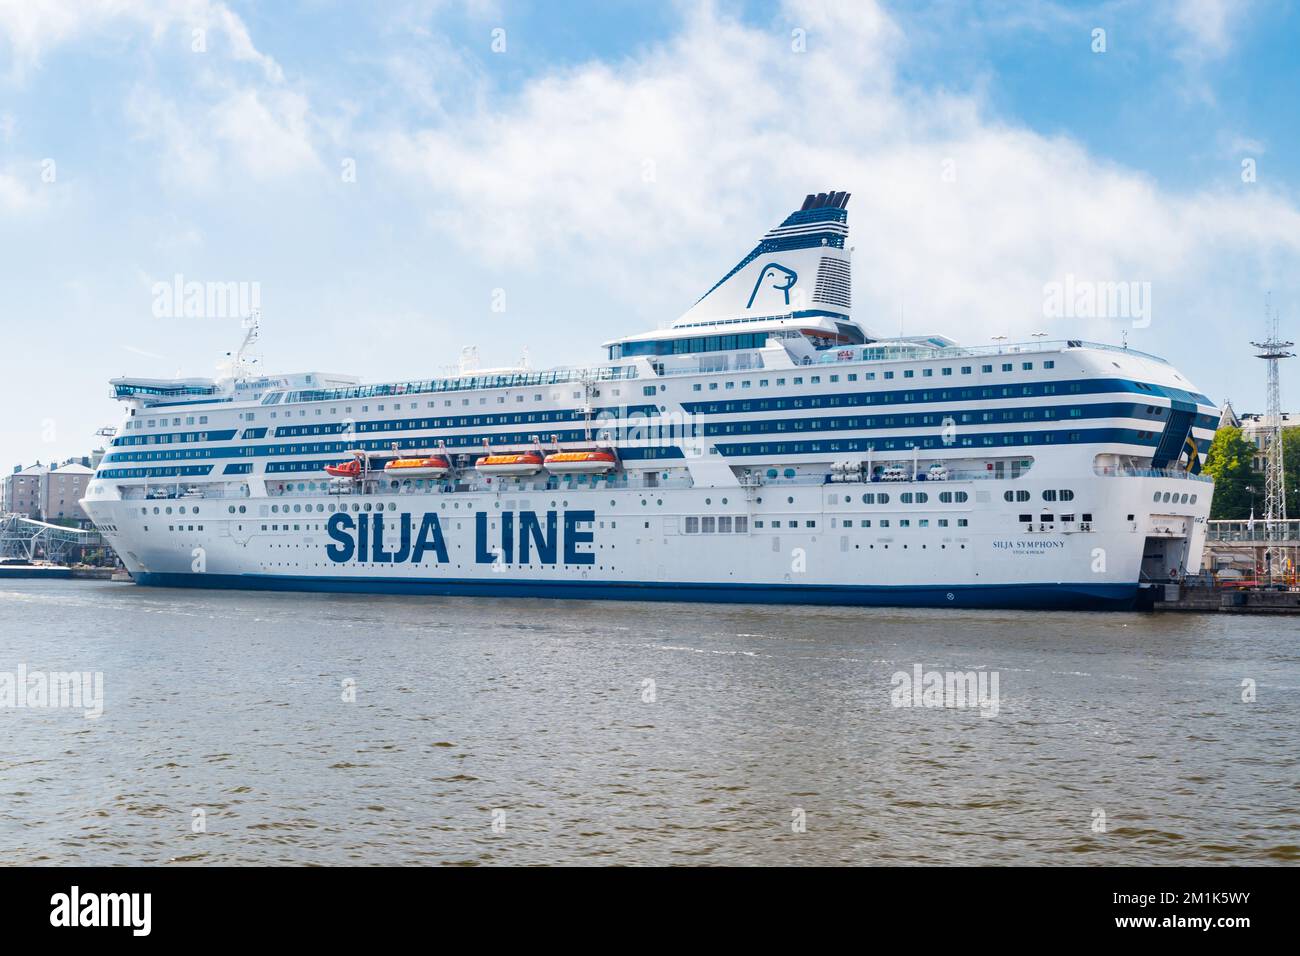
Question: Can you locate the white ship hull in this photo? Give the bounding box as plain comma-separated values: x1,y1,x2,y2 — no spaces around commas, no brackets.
85,471,1210,610
82,190,1217,610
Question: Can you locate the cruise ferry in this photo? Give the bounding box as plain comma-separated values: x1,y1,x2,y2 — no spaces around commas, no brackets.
82,191,1217,609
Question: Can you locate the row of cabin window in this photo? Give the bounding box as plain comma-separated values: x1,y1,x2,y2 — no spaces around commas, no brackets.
687,361,1057,392
1004,489,1075,502
682,516,750,534
128,415,211,430
755,517,970,529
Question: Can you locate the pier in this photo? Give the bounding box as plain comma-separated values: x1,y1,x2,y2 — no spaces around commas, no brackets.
1153,519,1300,612
1153,582,1300,613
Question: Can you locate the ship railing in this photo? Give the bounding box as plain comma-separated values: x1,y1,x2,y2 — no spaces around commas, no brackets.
812,338,1171,366
1206,519,1300,543
276,364,639,404
1093,466,1214,483
654,352,768,376
121,486,252,501
265,474,698,497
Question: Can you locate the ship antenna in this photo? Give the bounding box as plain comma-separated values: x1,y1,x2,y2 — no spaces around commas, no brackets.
232,310,261,380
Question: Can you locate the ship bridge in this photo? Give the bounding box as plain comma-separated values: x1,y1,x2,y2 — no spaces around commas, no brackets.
111,377,220,403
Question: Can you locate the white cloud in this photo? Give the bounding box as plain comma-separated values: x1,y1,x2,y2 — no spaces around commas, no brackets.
1170,0,1244,60
1164,0,1253,102
373,0,1300,348
2,0,316,188
209,87,319,179
0,0,282,82
0,163,46,212
125,86,221,188
125,82,321,188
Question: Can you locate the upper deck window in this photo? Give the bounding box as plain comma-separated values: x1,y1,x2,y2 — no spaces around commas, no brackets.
609,331,768,360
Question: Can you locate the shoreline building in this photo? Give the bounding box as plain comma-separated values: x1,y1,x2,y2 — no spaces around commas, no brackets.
1219,403,1298,472
3,458,96,526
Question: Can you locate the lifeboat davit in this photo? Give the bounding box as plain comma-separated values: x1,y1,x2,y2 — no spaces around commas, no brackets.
324,458,361,479
475,452,544,477
542,450,618,475
384,455,451,479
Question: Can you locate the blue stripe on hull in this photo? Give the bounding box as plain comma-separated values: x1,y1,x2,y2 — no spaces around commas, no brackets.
131,572,1140,611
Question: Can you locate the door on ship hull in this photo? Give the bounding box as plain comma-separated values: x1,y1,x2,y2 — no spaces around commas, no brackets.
1140,535,1191,581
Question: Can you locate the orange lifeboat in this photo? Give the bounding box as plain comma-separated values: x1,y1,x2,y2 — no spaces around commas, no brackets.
475,452,544,477
324,458,361,479
384,455,451,479
542,450,618,475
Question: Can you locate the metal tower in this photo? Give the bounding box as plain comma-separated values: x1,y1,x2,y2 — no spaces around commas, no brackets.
1251,298,1294,583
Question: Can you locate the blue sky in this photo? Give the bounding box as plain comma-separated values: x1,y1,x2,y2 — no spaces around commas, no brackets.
2,0,1299,468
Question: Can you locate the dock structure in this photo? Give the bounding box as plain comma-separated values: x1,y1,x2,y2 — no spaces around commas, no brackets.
1151,519,1300,612
1153,582,1300,613
1202,519,1300,585
0,513,102,565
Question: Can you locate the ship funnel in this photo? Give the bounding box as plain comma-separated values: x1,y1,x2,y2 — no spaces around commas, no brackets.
672,189,853,328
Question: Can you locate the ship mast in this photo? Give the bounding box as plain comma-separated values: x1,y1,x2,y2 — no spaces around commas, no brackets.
230,310,262,380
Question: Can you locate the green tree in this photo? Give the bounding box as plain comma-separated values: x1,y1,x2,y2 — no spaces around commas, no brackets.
1283,426,1300,518
1202,426,1263,520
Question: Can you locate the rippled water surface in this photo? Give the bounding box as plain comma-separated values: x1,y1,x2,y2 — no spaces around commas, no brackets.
1,579,1296,865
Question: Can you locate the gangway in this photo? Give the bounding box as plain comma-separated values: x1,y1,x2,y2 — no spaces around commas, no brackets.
0,513,103,564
